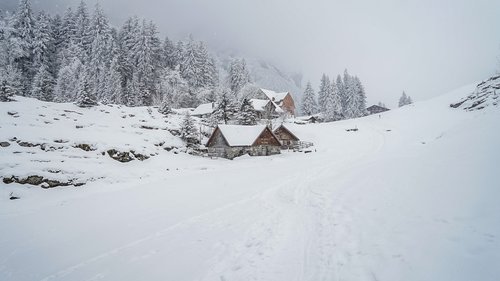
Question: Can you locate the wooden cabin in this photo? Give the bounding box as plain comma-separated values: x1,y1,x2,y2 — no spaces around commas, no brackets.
366,105,389,115
191,102,216,118
249,99,283,119
257,89,296,117
273,125,300,149
206,125,281,159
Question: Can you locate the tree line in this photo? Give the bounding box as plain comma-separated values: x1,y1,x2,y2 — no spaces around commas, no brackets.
301,70,367,121
0,0,254,109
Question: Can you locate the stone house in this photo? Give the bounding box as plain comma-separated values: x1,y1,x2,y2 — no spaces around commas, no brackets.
206,125,281,159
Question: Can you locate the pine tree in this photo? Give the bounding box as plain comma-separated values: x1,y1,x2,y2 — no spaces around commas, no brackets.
211,90,237,125
336,74,346,113
162,36,176,69
12,0,36,93
228,58,250,95
0,65,23,98
318,74,331,113
132,20,161,106
104,43,123,104
323,81,342,121
159,66,190,108
158,94,172,115
54,55,82,102
180,112,199,146
301,82,317,116
198,41,217,89
237,98,258,125
31,64,54,101
399,91,409,107
60,8,76,49
354,76,367,117
32,11,54,70
87,3,111,103
0,79,14,102
175,40,185,68
75,68,97,107
343,72,358,119
181,35,203,89
74,0,91,55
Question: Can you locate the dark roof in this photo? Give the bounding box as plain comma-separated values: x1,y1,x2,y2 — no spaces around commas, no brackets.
367,105,389,112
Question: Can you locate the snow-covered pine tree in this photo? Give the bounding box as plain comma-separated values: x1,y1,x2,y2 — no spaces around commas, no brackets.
407,95,413,105
175,40,185,68
32,11,54,71
377,102,386,108
323,80,343,121
104,42,123,104
132,20,161,106
74,0,91,56
12,0,36,93
180,112,199,146
60,8,76,49
118,16,139,92
317,74,331,113
343,72,358,119
301,82,317,116
54,54,82,102
198,41,217,89
162,36,176,69
228,58,250,95
50,14,65,72
0,79,14,102
158,94,172,115
75,68,97,107
398,91,408,107
354,76,367,117
0,15,24,98
31,63,55,101
237,98,258,125
211,89,238,125
336,74,346,114
87,3,112,103
181,35,202,89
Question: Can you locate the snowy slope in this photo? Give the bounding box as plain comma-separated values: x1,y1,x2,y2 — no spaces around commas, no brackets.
1,84,500,281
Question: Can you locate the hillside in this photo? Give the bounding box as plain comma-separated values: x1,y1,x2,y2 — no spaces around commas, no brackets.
1,84,499,281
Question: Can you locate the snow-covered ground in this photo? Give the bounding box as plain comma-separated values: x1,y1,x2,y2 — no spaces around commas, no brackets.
1,83,499,281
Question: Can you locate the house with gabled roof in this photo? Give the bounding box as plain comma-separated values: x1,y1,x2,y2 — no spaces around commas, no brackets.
257,89,296,117
366,105,389,115
273,124,300,149
191,102,217,118
206,125,281,159
249,98,284,119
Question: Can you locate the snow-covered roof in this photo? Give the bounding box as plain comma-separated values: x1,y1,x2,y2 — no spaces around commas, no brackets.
191,103,215,116
260,89,289,103
249,99,270,112
217,125,268,146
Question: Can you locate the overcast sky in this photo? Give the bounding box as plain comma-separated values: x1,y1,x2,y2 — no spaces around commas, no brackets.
7,0,500,106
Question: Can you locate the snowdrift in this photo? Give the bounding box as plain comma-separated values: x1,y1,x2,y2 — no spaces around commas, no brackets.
1,83,499,281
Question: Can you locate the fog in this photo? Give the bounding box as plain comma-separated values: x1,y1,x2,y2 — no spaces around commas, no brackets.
6,0,500,106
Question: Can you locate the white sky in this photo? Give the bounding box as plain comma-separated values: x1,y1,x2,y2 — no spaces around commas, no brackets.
13,0,500,106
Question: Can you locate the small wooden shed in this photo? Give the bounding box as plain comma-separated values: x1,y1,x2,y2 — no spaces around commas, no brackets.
206,125,281,159
273,125,300,149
